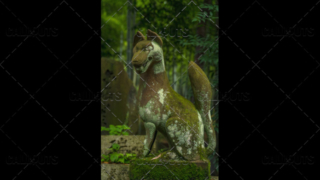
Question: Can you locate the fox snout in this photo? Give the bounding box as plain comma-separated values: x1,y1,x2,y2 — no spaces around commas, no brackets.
131,51,148,66
131,50,151,74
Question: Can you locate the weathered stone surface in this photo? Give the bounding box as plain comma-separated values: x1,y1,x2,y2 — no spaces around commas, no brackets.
101,163,129,180
101,135,157,156
101,57,140,135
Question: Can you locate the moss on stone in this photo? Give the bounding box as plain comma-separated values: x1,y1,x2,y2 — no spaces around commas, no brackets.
129,156,210,180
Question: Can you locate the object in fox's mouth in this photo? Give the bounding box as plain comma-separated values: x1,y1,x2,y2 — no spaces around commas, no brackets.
131,29,216,161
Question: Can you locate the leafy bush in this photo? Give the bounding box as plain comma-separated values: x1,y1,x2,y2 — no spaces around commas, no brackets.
101,124,130,135
101,143,137,164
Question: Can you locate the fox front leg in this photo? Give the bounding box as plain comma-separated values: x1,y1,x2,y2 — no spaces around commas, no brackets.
143,122,157,157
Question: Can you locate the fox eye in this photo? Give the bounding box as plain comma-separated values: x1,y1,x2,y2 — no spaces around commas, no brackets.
144,46,153,51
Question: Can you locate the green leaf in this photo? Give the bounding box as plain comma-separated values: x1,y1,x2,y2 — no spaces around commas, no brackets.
123,125,130,130
126,153,132,157
112,143,120,151
122,131,129,135
118,157,125,163
109,125,117,131
192,17,198,22
110,153,119,162
101,159,105,162
101,127,109,132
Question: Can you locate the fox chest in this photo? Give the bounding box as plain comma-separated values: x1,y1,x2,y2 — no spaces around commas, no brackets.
139,89,171,125
139,98,162,124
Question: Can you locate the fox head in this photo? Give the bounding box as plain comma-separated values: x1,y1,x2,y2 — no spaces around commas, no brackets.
132,29,165,74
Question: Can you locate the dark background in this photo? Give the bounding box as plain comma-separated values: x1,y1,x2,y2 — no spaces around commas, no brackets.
1,0,319,179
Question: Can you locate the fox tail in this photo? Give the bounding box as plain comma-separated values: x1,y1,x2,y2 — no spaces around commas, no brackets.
188,61,216,155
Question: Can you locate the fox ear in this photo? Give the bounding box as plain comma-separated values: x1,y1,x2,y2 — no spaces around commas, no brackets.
147,29,163,47
133,31,146,48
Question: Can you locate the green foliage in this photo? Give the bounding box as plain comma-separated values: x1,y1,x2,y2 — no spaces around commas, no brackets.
101,143,137,163
101,124,130,135
101,0,128,58
192,4,219,23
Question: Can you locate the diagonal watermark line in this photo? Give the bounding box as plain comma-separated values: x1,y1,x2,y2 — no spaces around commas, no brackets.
268,129,319,180
0,35,29,66
77,159,103,180
226,0,320,98
227,100,311,180
226,0,256,30
1,0,112,179
225,63,320,159
1,34,96,130
34,36,95,94
256,0,319,66
221,20,319,137
0,0,64,66
225,64,320,179
0,127,52,180
291,0,320,29
1,0,95,98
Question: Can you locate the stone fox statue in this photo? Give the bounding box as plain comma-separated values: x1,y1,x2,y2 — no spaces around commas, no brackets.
132,29,216,161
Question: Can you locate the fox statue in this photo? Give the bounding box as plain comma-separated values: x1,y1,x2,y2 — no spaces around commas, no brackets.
132,29,216,161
